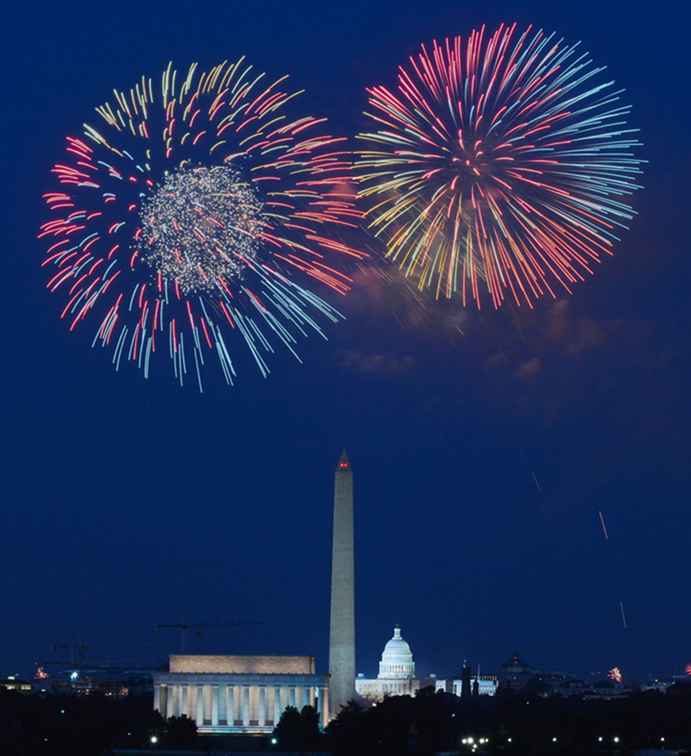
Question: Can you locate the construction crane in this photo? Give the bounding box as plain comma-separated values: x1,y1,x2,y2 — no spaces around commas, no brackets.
155,621,261,653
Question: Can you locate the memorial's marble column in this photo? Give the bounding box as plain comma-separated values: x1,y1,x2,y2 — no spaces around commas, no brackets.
225,685,235,726
195,685,204,727
211,685,219,727
241,686,250,726
297,685,306,710
167,685,178,718
258,687,267,727
188,686,197,724
153,684,161,712
289,686,296,708
159,685,168,718
322,686,330,728
274,686,283,724
218,684,226,724
180,685,189,718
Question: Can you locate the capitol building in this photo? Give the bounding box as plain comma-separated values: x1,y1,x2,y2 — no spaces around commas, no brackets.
355,626,420,701
355,625,498,702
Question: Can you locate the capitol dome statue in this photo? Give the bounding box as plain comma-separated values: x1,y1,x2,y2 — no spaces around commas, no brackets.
378,626,415,679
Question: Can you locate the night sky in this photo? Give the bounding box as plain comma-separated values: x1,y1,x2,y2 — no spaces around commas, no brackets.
2,0,690,684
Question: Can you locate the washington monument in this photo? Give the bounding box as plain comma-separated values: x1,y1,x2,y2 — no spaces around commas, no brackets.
328,450,356,714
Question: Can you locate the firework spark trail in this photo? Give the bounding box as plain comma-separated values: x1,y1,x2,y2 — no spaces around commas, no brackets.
597,510,627,628
39,60,365,391
355,23,645,309
598,510,609,540
531,471,542,494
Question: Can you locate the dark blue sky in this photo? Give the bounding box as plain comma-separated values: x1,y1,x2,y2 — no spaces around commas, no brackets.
2,0,690,683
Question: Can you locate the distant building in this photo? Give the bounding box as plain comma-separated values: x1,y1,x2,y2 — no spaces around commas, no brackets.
433,674,498,697
0,676,32,693
498,652,538,690
641,679,675,694
153,655,329,734
31,664,154,697
356,626,420,701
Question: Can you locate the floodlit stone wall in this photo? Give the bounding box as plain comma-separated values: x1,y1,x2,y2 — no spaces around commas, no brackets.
169,655,315,674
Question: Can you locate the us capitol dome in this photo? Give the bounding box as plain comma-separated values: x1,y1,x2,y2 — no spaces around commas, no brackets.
355,626,420,701
379,626,415,679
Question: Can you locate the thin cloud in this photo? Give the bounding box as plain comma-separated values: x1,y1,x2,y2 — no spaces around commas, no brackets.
338,349,415,375
515,357,543,381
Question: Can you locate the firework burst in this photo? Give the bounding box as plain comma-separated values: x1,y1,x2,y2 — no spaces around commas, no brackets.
355,23,645,308
39,60,364,391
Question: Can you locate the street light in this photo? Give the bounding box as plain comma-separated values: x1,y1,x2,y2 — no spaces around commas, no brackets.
150,735,158,745
613,736,620,744
552,737,558,743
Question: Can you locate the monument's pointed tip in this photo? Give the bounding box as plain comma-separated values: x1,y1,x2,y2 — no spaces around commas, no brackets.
337,449,350,471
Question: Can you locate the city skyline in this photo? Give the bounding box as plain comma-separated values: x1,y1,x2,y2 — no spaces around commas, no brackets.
3,448,687,684
2,0,690,692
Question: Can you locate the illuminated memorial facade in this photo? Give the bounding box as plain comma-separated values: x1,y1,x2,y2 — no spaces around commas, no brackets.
153,655,329,734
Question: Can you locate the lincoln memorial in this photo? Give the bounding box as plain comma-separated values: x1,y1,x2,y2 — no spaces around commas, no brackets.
153,654,330,734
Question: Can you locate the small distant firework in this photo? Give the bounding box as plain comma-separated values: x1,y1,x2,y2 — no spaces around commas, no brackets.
685,663,691,677
34,666,48,681
619,600,628,630
356,23,645,308
608,666,623,684
39,60,364,391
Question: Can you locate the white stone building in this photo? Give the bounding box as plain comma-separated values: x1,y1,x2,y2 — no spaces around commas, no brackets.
355,626,420,701
355,625,499,702
153,654,329,734
433,675,498,696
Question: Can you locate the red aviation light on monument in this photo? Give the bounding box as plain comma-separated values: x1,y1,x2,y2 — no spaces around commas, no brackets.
337,450,350,471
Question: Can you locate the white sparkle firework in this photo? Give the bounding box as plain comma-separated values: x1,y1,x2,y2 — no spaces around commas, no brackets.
138,165,263,295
